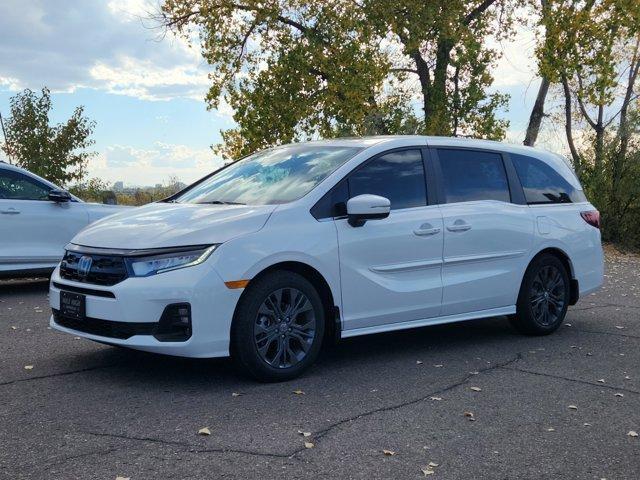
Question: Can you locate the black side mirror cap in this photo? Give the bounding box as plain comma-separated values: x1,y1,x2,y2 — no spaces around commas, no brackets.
48,189,72,202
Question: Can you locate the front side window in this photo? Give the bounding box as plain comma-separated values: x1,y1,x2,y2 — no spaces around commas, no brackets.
348,149,427,210
175,145,361,205
511,153,587,204
0,170,51,200
437,149,510,203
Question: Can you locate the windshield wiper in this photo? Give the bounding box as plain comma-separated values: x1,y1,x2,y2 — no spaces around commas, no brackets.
197,200,246,205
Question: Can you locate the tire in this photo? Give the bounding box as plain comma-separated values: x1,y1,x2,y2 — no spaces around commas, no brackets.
231,270,326,382
509,254,570,336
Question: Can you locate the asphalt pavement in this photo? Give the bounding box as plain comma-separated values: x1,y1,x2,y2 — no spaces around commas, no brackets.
1,249,639,479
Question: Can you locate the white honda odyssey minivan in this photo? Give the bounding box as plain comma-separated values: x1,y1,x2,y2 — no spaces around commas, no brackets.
50,136,603,381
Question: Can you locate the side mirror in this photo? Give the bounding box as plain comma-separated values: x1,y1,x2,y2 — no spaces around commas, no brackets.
48,189,72,203
346,194,390,227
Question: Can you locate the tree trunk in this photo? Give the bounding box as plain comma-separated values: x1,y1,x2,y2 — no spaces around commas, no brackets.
426,38,454,135
524,76,550,146
561,76,581,175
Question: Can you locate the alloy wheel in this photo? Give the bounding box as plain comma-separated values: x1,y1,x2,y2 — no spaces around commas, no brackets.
253,287,316,368
530,265,566,326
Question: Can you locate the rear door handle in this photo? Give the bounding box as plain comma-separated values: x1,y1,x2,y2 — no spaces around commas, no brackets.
0,208,20,215
447,222,471,232
414,224,441,236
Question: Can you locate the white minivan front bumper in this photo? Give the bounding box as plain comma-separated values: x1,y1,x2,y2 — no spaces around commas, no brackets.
49,262,243,358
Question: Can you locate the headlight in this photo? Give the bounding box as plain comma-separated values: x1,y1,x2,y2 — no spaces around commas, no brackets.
126,245,219,277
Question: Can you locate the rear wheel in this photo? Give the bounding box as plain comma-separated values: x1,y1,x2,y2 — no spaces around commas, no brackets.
231,271,325,382
510,254,570,336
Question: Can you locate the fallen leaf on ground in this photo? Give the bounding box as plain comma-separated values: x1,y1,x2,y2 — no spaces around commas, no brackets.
293,389,305,395
428,461,439,467
429,396,442,401
584,423,592,427
597,379,605,383
421,467,435,476
565,323,572,327
304,442,314,449
615,393,624,398
416,361,423,365
382,449,396,456
568,405,578,410
198,427,211,435
115,477,130,480
470,386,482,392
231,392,242,397
628,431,638,438
463,411,475,421
546,428,555,432
297,430,312,437
11,326,16,330
434,364,443,368
24,365,33,370
469,371,479,375
615,326,625,329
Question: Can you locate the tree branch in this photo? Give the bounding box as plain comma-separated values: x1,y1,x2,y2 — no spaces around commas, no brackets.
464,0,497,26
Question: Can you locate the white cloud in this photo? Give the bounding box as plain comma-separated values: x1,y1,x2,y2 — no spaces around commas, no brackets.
89,56,210,101
0,0,212,103
490,27,539,88
97,142,223,185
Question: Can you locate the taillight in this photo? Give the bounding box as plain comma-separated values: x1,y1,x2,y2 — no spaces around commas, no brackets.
580,210,600,229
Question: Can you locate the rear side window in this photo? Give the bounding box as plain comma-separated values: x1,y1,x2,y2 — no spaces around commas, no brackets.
0,169,51,200
437,149,510,203
511,154,587,204
348,149,427,210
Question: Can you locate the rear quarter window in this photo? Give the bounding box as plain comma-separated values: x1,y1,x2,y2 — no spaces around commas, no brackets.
437,149,510,203
511,154,586,204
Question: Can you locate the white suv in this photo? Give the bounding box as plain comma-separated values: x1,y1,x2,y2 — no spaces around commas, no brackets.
0,162,126,278
49,136,603,381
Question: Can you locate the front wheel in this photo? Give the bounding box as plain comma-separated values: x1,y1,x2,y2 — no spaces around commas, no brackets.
231,271,325,382
510,254,570,336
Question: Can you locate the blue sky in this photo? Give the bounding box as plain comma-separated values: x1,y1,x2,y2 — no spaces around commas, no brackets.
0,0,557,187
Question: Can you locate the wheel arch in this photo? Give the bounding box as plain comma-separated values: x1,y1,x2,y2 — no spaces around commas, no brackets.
527,247,579,305
234,261,341,344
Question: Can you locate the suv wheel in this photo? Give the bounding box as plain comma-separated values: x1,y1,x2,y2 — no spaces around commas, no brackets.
231,271,325,382
510,254,570,336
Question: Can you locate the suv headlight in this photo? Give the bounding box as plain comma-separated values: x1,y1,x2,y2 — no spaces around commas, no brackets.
126,245,219,277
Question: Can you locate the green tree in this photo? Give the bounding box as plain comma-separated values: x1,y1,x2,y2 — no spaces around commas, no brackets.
160,0,520,159
0,87,96,186
529,0,640,246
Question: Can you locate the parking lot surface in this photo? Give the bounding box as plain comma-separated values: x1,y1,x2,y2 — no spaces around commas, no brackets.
1,248,639,479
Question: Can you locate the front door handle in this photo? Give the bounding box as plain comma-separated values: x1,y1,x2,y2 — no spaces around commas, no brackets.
447,221,471,232
414,224,441,236
0,208,20,215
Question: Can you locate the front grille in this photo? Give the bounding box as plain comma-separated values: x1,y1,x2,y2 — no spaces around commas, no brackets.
52,309,155,339
60,250,128,286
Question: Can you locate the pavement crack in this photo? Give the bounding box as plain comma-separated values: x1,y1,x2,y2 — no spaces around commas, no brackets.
291,353,523,457
83,431,190,448
500,366,640,395
189,447,294,459
83,431,295,460
42,447,119,470
0,363,121,387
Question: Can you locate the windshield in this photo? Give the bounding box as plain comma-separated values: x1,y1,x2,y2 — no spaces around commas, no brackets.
175,145,361,205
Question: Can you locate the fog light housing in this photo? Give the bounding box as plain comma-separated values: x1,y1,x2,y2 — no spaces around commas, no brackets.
154,303,192,342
